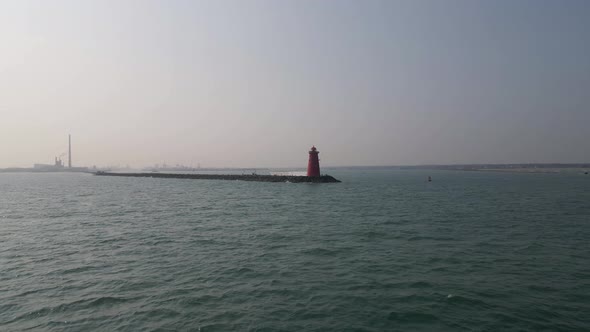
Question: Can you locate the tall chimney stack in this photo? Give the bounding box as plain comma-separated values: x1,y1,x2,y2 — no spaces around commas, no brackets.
68,134,72,168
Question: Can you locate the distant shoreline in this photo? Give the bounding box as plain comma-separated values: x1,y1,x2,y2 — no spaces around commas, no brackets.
1,163,588,174
470,168,588,174
330,164,590,173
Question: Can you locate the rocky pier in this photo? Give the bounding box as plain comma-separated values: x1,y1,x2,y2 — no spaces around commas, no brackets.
94,172,341,183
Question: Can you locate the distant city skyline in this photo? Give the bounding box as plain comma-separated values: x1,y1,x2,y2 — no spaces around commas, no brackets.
1,0,589,168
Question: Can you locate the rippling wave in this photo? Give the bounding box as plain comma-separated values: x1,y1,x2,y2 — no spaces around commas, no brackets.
1,170,589,331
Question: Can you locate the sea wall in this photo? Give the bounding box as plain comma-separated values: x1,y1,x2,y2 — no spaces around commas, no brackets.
94,172,341,183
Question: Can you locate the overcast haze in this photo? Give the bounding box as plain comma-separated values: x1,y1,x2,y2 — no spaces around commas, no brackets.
1,0,589,168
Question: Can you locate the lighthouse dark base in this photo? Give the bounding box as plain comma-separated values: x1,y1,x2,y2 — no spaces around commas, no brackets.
307,146,320,177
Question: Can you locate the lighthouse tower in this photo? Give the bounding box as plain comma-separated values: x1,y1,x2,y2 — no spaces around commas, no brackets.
307,146,320,177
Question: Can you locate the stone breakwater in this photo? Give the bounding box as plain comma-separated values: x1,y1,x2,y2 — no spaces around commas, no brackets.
94,172,341,183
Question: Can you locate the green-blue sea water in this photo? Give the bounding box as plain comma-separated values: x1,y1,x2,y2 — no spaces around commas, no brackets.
1,169,589,331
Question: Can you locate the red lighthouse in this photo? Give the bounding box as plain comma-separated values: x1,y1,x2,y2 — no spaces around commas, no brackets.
307,146,320,177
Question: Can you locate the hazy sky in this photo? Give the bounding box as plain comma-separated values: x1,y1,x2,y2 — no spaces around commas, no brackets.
1,0,589,168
